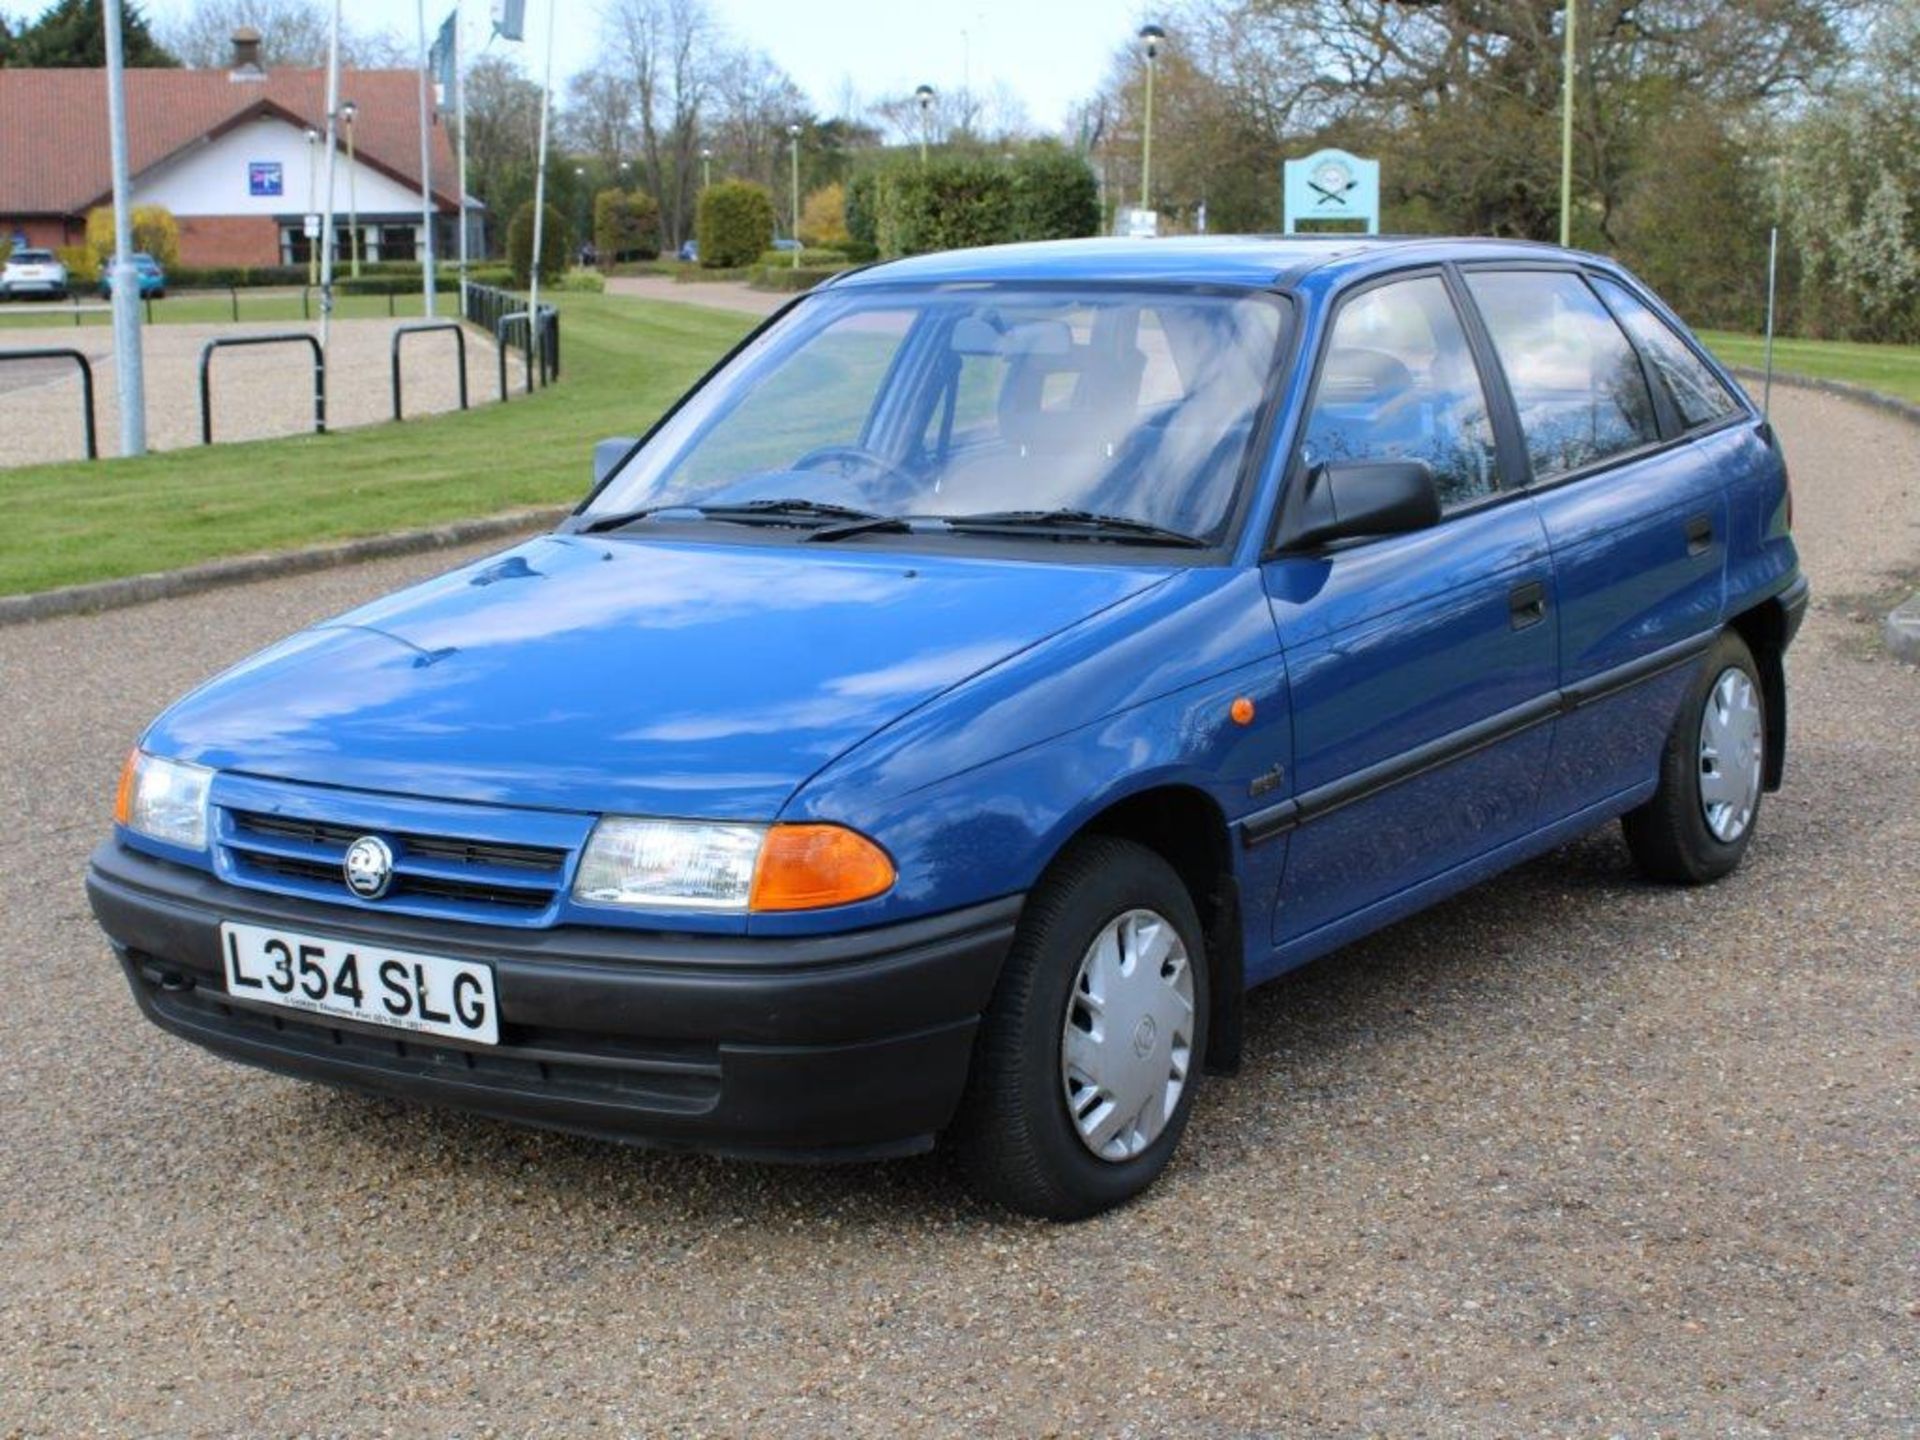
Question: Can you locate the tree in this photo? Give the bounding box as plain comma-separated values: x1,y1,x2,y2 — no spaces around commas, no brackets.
86,203,180,265
594,188,662,262
156,0,406,68
9,0,177,66
506,200,571,286
798,183,848,249
606,0,716,250
563,62,639,174
695,179,773,267
461,53,545,245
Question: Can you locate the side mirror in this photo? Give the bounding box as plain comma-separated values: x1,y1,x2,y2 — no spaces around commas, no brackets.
592,436,640,488
1287,459,1441,549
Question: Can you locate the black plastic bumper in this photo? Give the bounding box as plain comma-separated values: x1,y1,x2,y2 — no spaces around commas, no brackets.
86,842,1022,1160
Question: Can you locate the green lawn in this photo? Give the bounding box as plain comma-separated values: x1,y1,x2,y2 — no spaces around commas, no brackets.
1699,330,1920,406
0,291,751,595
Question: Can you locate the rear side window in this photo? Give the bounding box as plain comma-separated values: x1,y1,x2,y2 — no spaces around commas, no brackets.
1301,274,1502,512
1592,276,1742,430
1466,270,1660,481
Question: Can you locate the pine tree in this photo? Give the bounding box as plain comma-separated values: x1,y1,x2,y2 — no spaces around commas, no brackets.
9,0,178,68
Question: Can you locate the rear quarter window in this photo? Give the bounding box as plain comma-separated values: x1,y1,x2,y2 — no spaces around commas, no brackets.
1591,276,1743,430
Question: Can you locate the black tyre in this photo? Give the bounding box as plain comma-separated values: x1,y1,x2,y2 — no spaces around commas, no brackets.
951,836,1208,1220
1622,629,1767,884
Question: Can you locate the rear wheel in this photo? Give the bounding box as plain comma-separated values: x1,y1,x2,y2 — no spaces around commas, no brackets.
951,836,1207,1220
1622,629,1766,884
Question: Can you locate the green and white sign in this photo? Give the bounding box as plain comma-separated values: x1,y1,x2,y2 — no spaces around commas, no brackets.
1283,148,1380,234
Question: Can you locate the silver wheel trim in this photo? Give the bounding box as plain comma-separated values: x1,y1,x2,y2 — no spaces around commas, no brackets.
1060,908,1195,1163
1698,665,1764,843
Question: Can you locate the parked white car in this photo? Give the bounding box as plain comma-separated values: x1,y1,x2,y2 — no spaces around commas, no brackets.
1,248,70,300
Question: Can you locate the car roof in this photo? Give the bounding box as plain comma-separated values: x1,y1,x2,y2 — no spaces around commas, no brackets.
831,234,1614,292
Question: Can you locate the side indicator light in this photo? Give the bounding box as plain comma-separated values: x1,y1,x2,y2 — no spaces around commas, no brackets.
749,824,896,912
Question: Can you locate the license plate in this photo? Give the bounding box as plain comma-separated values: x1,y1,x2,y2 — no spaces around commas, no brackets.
219,922,498,1045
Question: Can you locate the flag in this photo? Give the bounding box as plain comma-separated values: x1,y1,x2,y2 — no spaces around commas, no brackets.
429,10,458,93
491,0,524,41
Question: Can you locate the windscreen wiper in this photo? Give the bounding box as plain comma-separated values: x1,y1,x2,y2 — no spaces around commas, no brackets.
938,509,1208,549
577,497,881,535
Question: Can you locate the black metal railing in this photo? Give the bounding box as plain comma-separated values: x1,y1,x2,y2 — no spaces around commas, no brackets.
463,282,558,401
390,322,469,420
199,333,325,444
0,347,97,459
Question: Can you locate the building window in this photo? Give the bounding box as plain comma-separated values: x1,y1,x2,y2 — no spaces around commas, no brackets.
379,225,418,262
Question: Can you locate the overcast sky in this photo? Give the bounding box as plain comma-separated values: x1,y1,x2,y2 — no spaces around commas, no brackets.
118,0,1145,133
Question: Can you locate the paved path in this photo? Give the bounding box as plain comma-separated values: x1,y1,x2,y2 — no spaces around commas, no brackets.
605,273,787,315
1,386,1914,1436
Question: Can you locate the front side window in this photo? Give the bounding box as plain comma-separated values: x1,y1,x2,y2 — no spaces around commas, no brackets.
1466,270,1661,481
1591,276,1743,430
1300,274,1502,511
588,285,1286,544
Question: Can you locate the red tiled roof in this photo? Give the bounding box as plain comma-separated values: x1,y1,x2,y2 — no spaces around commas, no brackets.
0,66,461,216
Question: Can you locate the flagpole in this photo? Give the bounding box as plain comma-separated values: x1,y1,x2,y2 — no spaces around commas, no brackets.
416,0,437,317
319,0,342,361
455,1,471,314
100,0,146,456
526,0,555,383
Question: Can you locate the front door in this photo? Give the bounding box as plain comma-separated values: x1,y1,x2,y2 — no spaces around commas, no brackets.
1259,271,1558,963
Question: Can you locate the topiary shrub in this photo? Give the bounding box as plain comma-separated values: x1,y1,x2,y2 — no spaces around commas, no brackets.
873,158,1015,259
507,200,573,287
593,188,661,265
799,182,849,249
1009,144,1100,242
85,203,180,267
697,180,776,269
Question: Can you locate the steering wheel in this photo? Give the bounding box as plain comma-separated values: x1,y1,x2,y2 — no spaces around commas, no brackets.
792,443,916,491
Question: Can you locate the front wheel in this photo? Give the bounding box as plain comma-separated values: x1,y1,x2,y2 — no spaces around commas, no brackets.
951,836,1208,1220
1622,629,1767,884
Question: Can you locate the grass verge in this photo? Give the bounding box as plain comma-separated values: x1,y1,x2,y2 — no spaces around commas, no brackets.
1699,330,1920,406
0,291,751,595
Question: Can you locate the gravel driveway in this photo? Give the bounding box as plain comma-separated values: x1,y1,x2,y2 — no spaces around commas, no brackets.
1,385,1914,1437
0,318,524,465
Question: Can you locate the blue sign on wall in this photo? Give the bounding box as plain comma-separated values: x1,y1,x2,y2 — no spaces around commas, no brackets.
1283,148,1380,234
249,162,284,198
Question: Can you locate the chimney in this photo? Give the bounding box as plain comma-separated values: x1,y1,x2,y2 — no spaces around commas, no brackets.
230,26,266,80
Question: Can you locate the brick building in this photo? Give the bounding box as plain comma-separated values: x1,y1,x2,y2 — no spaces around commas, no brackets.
0,32,469,268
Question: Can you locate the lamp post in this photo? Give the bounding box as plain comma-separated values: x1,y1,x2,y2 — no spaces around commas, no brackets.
304,126,320,285
701,147,712,191
575,164,586,264
1558,0,1575,247
914,84,935,166
787,123,801,268
1138,23,1164,214
341,99,359,277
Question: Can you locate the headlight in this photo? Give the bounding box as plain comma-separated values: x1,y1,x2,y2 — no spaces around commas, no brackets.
573,818,895,913
114,750,214,850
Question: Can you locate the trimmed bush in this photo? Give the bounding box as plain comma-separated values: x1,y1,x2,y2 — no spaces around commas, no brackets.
558,267,606,293
748,264,845,293
757,247,848,268
507,200,573,287
697,180,776,269
845,169,881,249
593,188,662,264
873,158,1015,259
56,244,97,285
799,182,849,249
1009,145,1100,242
84,203,180,267
166,264,309,288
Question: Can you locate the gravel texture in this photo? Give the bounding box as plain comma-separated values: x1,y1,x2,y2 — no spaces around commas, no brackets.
0,317,524,465
0,385,1914,1437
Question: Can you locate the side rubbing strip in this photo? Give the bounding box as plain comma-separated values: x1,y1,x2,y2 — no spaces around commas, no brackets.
1239,627,1719,849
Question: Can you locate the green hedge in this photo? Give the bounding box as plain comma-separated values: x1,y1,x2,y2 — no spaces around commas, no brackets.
167,264,310,289
847,149,1100,260
748,264,846,293
757,247,848,268
508,200,573,287
594,188,662,264
697,181,776,269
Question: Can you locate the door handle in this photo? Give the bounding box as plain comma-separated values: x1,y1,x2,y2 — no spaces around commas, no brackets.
1509,580,1547,630
1686,513,1714,556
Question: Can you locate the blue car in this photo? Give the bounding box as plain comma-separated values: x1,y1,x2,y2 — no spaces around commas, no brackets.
89,236,1806,1217
98,251,167,300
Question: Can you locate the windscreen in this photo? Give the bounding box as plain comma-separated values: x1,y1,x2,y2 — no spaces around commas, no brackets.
588,285,1286,544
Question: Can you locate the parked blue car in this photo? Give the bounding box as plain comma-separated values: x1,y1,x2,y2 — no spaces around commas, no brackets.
98,251,167,300
89,236,1806,1217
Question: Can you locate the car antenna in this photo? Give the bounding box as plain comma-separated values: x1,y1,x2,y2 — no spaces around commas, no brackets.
1763,225,1778,421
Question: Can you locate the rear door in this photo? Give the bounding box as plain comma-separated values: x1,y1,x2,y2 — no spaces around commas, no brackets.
1461,268,1730,819
1259,270,1558,953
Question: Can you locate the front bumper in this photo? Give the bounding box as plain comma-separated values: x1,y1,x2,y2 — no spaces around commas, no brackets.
87,841,1021,1160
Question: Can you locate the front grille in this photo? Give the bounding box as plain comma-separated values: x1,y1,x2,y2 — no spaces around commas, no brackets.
220,805,574,923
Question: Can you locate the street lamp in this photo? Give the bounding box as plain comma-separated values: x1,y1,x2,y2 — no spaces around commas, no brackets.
304,126,320,285
787,123,801,268
701,146,712,191
341,100,359,277
1137,24,1165,215
914,84,935,167
574,164,586,263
